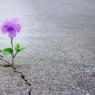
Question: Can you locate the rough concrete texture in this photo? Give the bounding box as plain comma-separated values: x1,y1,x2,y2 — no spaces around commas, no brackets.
0,61,29,95
0,0,95,95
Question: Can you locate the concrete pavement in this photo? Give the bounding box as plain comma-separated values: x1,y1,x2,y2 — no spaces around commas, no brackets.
0,0,95,95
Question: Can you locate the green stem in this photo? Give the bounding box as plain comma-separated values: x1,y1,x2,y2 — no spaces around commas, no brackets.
11,38,14,67
14,52,18,58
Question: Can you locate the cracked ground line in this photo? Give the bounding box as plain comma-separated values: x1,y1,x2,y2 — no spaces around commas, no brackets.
13,67,32,95
0,55,32,95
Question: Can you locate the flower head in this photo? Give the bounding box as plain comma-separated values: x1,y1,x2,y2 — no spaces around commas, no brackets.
1,18,21,38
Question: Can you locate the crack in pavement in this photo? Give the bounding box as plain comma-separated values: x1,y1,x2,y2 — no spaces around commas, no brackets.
13,67,32,95
0,55,32,95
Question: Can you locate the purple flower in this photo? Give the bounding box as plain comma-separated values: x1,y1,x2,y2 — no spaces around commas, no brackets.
1,18,21,38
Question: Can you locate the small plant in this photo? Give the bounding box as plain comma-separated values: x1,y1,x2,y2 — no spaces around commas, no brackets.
1,18,25,67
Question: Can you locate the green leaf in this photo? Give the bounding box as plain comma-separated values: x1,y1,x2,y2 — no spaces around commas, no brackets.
15,44,20,51
15,43,26,53
20,47,26,51
2,48,12,55
17,47,26,52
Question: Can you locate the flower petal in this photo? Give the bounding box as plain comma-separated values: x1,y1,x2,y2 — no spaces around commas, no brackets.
1,18,21,38
1,25,8,33
8,31,16,38
15,24,21,32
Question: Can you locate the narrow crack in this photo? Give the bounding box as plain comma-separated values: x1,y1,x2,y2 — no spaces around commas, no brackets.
0,55,10,65
13,67,32,95
0,56,32,95
0,65,32,95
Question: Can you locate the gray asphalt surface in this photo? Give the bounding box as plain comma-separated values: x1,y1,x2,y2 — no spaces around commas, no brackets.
0,0,95,95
